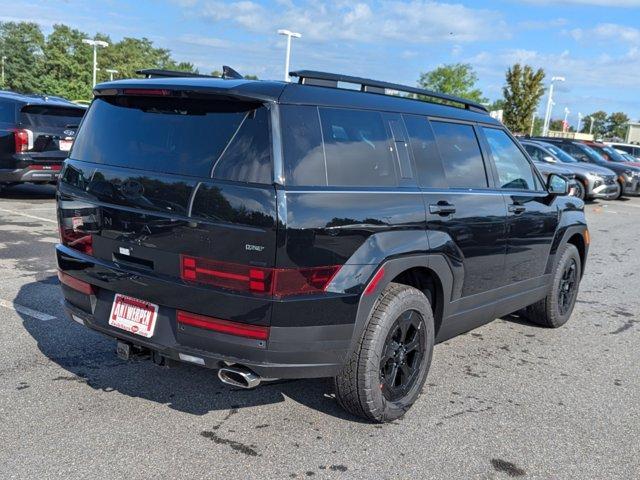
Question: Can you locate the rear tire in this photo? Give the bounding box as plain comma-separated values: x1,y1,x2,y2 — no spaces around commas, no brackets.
614,181,624,200
333,283,434,422
524,244,581,328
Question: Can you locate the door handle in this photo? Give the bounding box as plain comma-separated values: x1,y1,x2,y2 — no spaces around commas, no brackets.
508,204,526,214
429,203,456,216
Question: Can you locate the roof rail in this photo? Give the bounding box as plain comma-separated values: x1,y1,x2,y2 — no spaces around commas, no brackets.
289,70,488,113
136,66,244,80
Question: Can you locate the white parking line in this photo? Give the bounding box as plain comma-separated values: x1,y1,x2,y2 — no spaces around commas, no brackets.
0,207,57,224
0,299,57,321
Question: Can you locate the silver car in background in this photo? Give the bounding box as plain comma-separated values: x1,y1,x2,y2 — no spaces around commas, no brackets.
520,139,620,200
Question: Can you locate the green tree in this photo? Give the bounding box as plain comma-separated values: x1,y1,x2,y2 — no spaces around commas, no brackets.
606,112,629,139
502,63,545,134
40,24,92,100
0,22,45,92
486,98,505,113
580,111,607,136
417,63,487,104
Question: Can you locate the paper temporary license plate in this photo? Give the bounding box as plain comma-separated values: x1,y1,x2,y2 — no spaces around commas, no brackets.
59,139,73,151
108,294,158,338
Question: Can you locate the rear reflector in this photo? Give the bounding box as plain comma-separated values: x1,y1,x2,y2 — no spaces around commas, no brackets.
123,88,171,96
180,255,340,298
364,267,385,295
177,310,269,340
58,271,95,295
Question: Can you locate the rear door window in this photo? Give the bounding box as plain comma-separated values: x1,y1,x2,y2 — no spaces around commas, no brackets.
482,127,537,190
72,96,271,182
430,121,488,189
20,105,85,129
319,107,397,187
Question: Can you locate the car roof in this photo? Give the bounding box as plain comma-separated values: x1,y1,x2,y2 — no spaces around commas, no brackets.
94,77,501,126
0,90,85,109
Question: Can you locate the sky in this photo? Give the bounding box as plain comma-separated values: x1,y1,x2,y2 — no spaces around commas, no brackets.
2,0,640,125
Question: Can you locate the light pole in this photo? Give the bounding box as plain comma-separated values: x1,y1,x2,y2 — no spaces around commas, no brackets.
82,39,109,87
577,112,583,133
589,116,595,135
277,29,301,82
530,110,537,136
105,68,119,81
1,56,6,86
542,76,565,136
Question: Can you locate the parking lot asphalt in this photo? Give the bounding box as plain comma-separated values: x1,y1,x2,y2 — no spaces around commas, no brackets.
0,184,638,480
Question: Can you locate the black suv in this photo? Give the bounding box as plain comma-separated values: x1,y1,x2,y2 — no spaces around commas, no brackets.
56,70,588,422
0,90,86,190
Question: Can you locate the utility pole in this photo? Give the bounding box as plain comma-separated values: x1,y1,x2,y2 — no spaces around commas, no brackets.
577,112,583,133
530,110,537,136
82,39,109,87
277,29,301,82
589,116,595,135
1,56,6,86
542,76,565,136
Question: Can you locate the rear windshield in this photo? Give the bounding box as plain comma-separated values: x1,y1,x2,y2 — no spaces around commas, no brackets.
71,96,272,182
20,105,85,128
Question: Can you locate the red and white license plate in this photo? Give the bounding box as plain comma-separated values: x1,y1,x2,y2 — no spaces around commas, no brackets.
59,139,73,151
109,294,158,338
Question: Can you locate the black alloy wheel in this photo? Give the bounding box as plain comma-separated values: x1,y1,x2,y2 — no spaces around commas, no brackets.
558,258,578,316
379,309,426,402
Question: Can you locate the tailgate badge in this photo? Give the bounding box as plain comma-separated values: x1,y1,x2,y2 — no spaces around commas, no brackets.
119,247,131,256
246,244,265,252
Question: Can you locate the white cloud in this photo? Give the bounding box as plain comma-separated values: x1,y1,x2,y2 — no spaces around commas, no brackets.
181,1,510,44
570,23,640,47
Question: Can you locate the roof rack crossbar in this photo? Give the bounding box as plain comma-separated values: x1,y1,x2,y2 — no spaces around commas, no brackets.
289,70,488,113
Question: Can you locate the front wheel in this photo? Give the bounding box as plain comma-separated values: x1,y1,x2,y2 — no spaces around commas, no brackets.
333,283,434,422
572,180,586,200
524,244,582,328
614,181,624,200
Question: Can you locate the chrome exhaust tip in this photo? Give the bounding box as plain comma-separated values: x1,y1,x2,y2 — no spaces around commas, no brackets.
218,366,261,389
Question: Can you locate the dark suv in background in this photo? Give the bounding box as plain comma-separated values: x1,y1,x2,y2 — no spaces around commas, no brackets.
57,70,589,422
0,91,86,191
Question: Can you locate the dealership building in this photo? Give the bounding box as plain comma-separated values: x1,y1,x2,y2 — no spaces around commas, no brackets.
627,122,640,144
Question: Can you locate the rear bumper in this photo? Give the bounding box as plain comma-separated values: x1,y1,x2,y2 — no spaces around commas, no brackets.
57,245,355,379
0,166,60,184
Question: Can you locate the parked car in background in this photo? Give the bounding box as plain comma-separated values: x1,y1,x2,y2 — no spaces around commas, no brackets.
605,142,640,160
618,151,640,163
531,137,640,199
588,142,640,168
0,90,86,192
521,139,619,200
530,157,581,198
57,69,588,422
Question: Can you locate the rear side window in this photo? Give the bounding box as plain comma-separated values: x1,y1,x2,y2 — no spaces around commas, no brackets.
281,106,397,187
0,101,15,123
281,105,326,186
431,121,488,189
483,128,537,190
20,105,85,128
319,108,396,187
72,96,271,182
403,114,447,188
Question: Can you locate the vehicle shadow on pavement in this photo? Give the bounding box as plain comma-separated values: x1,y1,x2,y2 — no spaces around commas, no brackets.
14,277,368,423
0,184,56,199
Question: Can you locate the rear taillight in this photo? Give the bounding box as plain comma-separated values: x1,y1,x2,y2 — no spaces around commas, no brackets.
180,255,340,298
59,227,93,256
13,128,33,153
27,165,62,171
177,310,269,340
123,88,171,96
58,270,95,295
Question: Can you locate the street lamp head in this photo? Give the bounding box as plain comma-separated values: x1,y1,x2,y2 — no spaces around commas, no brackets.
551,76,566,82
278,29,301,38
82,38,109,48
106,69,119,74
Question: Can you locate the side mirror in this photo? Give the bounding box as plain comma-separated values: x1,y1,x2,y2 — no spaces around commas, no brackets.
543,155,556,163
547,173,569,196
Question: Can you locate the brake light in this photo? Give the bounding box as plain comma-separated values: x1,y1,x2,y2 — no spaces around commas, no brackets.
13,128,33,153
177,310,269,340
59,227,93,255
123,88,171,96
180,255,340,297
58,270,95,295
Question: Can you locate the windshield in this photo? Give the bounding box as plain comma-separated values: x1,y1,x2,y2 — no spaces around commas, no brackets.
578,144,607,164
547,145,578,163
602,146,630,163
